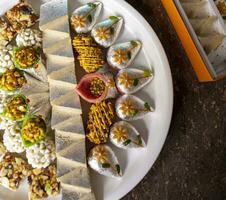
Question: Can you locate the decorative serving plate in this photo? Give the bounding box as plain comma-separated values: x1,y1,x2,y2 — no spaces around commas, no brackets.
0,0,173,200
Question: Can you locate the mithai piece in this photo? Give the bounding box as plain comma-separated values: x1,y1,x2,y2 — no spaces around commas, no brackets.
115,94,154,121
116,68,153,94
86,101,115,144
75,72,118,103
110,121,145,149
107,40,142,70
0,45,15,73
71,2,102,33
3,123,25,153
40,0,95,199
73,35,105,73
5,1,38,32
88,145,122,178
0,17,16,46
0,153,30,191
28,165,60,200
16,28,42,48
92,16,124,48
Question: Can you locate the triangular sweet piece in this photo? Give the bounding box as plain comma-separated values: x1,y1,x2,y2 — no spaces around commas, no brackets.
55,129,85,140
26,92,49,110
44,19,70,36
48,64,76,85
46,53,74,65
57,138,86,164
55,130,85,153
198,34,225,54
53,116,84,133
49,81,74,101
45,38,74,59
42,31,70,52
46,56,74,74
190,16,217,35
61,186,95,200
51,106,77,127
57,157,80,178
51,91,81,111
58,166,91,192
57,155,86,169
21,73,49,95
39,0,68,31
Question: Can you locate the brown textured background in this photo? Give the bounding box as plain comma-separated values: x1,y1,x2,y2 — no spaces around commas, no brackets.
122,0,226,200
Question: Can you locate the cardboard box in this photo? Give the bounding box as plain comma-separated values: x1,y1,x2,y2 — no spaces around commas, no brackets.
162,0,226,82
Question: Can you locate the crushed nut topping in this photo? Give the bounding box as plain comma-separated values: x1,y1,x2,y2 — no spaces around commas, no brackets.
28,165,60,200
14,47,39,69
0,153,30,191
4,94,28,121
5,2,38,33
21,116,46,145
0,69,26,92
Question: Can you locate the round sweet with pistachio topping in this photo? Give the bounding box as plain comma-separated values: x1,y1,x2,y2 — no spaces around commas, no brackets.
107,40,142,70
71,2,102,33
0,69,27,92
91,16,124,48
21,115,46,147
2,94,29,121
13,46,40,70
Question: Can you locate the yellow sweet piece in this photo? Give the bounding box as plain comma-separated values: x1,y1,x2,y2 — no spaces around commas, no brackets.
87,101,114,144
73,35,105,73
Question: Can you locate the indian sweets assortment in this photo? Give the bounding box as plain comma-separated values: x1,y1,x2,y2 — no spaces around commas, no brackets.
0,0,155,199
71,1,154,178
0,1,60,199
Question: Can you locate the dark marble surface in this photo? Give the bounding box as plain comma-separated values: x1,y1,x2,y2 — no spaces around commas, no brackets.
122,0,226,200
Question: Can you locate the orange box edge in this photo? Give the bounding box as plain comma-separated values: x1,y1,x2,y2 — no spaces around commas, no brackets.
161,0,214,82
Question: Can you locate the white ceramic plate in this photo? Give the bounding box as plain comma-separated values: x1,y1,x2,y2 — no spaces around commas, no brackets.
0,0,173,200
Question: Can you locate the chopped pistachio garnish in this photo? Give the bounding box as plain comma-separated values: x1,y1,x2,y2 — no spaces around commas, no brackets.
21,116,46,146
28,165,59,199
0,69,26,92
3,94,28,121
90,78,106,97
14,47,39,69
0,153,30,191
